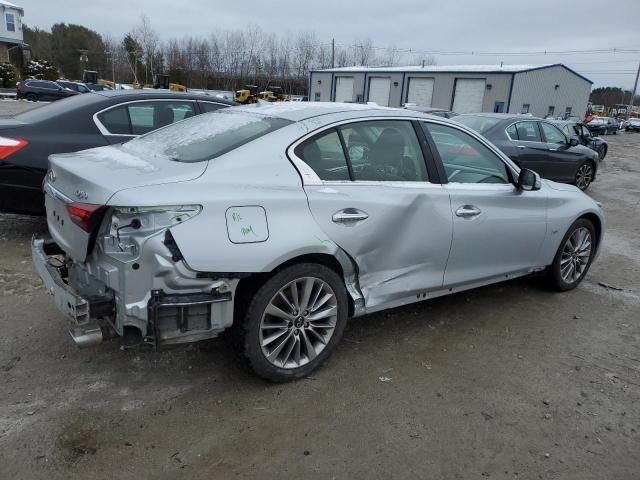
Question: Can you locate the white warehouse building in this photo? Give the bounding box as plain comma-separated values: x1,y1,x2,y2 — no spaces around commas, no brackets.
308,64,593,118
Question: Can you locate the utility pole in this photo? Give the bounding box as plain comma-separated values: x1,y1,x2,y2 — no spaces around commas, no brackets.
631,61,640,107
331,38,335,68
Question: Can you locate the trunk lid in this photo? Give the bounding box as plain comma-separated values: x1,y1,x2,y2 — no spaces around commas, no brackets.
45,144,208,261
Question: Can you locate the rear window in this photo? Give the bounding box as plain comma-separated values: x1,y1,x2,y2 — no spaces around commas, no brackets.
453,115,502,134
122,109,291,163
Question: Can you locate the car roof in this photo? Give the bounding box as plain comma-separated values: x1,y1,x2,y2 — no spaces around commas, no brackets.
93,89,237,105
230,101,425,122
457,112,543,121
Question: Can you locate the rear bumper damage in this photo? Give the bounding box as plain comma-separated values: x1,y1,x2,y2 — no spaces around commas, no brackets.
32,234,238,348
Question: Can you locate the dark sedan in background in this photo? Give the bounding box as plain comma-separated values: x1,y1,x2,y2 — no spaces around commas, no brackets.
0,90,236,215
586,116,618,135
454,113,600,191
16,79,78,102
550,119,608,159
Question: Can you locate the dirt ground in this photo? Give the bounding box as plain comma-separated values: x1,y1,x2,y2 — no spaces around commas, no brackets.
1,101,639,479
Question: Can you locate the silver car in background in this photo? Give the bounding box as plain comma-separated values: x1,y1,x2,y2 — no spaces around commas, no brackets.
32,103,604,381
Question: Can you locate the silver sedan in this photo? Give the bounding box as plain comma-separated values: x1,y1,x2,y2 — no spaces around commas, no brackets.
33,103,604,381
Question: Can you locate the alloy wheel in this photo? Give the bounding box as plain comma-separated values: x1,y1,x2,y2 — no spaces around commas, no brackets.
560,227,592,284
259,276,338,369
575,163,594,190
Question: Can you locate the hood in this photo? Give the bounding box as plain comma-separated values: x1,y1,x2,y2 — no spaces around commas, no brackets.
47,144,208,206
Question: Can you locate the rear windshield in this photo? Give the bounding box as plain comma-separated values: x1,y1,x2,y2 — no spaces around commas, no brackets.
122,109,292,163
453,115,502,134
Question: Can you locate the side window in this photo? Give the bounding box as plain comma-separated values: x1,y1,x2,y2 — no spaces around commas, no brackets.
541,123,567,145
198,101,224,113
425,123,510,184
294,129,350,181
514,122,541,142
127,102,196,135
339,120,428,182
98,106,131,135
505,123,518,140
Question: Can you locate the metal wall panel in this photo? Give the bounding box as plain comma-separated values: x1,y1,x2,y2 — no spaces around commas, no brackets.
508,65,592,118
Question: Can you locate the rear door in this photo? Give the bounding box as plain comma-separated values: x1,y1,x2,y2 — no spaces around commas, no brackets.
293,118,453,311
505,120,557,178
95,100,197,144
423,121,547,286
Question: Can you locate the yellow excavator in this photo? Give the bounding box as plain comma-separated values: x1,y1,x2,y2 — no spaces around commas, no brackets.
235,85,290,104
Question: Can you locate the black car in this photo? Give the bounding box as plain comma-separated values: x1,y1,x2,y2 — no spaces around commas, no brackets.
0,90,236,215
454,113,600,191
16,79,79,102
550,120,608,159
56,80,92,94
586,117,618,135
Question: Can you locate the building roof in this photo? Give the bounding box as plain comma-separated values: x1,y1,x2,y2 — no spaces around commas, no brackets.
0,1,23,12
312,63,593,83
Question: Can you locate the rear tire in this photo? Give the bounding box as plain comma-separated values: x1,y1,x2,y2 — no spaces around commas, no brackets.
25,93,38,102
232,263,348,382
574,161,595,191
596,145,607,160
547,218,596,291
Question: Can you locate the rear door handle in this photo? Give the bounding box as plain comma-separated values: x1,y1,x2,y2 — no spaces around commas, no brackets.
332,208,369,224
516,145,526,149
455,205,482,218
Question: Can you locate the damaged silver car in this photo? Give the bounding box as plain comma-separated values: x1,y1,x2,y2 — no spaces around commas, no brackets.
33,102,604,381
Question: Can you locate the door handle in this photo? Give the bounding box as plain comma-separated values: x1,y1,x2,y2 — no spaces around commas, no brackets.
548,147,558,151
516,145,526,149
455,205,482,218
332,208,369,224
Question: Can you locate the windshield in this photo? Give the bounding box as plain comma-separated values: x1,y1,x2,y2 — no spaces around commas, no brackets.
122,109,292,163
453,115,502,134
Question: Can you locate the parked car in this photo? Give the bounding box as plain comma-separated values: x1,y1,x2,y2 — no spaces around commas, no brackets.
404,105,458,118
56,80,92,94
86,83,113,92
0,90,236,216
16,79,78,102
32,103,604,382
586,116,618,135
454,113,601,190
625,118,640,132
549,119,608,160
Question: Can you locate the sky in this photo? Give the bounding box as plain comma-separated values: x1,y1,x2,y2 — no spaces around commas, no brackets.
18,0,640,89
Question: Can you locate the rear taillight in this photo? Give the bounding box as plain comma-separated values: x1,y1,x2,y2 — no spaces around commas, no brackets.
66,203,106,232
0,137,28,161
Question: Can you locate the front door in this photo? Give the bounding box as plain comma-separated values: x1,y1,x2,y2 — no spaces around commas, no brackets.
294,119,453,311
539,121,582,182
423,122,547,286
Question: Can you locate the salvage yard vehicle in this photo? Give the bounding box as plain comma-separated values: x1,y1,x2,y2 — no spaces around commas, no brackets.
16,79,78,102
0,90,236,216
454,113,601,191
586,116,618,135
549,119,608,160
625,118,640,132
32,103,604,382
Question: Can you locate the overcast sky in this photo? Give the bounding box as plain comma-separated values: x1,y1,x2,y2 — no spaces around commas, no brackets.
20,0,640,89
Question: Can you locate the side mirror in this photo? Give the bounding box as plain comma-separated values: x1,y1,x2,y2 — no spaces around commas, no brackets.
517,168,541,191
568,138,579,147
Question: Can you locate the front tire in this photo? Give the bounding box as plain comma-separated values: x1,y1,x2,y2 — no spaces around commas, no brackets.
547,218,596,291
25,93,38,102
575,161,595,191
234,263,348,382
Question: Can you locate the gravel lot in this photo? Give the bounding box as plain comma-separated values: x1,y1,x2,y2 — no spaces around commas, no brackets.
1,101,639,479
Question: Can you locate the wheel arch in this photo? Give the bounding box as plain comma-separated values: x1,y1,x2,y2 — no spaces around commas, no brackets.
233,250,362,325
580,212,603,250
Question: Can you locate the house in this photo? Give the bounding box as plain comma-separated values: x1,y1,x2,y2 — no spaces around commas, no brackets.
309,64,593,119
0,0,24,64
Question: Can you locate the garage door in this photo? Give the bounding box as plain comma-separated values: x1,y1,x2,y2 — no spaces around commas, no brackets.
407,78,434,107
368,77,391,106
334,77,354,103
452,79,486,113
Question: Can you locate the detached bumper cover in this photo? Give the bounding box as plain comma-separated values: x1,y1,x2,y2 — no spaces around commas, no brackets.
32,236,91,324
